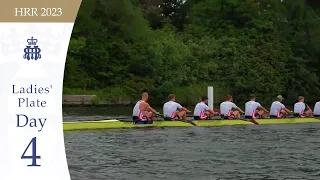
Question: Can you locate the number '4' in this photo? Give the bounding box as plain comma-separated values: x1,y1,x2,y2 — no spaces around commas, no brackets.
21,137,41,166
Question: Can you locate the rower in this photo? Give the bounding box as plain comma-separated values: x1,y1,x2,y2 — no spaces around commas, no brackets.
163,94,191,120
293,96,313,117
220,95,244,119
132,92,159,123
245,94,269,119
193,96,217,120
269,95,292,118
314,101,320,117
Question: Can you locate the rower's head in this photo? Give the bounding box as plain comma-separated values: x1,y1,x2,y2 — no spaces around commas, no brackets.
250,94,256,101
202,96,208,104
276,95,284,102
168,94,176,102
298,96,304,102
226,95,233,102
141,92,149,101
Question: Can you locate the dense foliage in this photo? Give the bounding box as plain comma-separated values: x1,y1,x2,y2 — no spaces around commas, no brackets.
64,0,320,105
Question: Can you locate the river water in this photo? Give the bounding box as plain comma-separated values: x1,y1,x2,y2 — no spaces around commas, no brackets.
63,107,320,180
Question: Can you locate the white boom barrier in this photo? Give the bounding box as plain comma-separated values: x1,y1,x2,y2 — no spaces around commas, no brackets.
208,86,214,110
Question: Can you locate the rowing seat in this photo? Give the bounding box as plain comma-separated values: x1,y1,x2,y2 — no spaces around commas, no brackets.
133,120,153,124
221,114,235,120
133,115,153,124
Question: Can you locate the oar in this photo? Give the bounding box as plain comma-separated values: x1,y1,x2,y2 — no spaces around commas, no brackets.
157,114,197,126
247,118,259,125
238,113,259,125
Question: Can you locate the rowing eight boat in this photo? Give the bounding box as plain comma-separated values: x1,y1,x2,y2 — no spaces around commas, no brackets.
63,117,320,131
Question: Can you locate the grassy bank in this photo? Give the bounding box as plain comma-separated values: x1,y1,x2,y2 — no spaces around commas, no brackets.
63,85,227,106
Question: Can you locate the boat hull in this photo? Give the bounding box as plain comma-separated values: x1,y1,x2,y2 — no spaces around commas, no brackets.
63,118,320,131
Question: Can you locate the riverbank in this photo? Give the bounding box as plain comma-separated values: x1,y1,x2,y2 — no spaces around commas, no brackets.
63,86,227,106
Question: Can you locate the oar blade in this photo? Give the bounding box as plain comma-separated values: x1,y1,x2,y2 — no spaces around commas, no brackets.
184,120,197,126
250,119,259,125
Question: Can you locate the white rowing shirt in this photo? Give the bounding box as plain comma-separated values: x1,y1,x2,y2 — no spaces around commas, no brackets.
163,101,182,118
270,101,285,116
132,100,144,117
194,102,209,117
314,101,320,115
220,101,237,116
245,101,261,116
294,102,307,114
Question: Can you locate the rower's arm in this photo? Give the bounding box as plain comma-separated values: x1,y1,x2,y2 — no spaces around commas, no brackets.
181,107,191,113
306,104,312,111
208,109,217,114
284,107,292,113
149,107,159,114
236,107,244,114
259,106,269,113
143,102,158,114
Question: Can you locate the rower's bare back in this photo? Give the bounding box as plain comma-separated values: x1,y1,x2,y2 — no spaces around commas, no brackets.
139,101,149,112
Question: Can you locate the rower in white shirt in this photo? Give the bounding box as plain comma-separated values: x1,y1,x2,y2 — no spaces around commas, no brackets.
269,95,292,118
193,97,217,120
163,94,191,120
245,94,269,119
293,96,312,117
132,92,159,122
220,95,244,119
314,101,320,117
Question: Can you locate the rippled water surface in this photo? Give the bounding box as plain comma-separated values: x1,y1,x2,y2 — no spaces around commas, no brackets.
65,123,320,180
